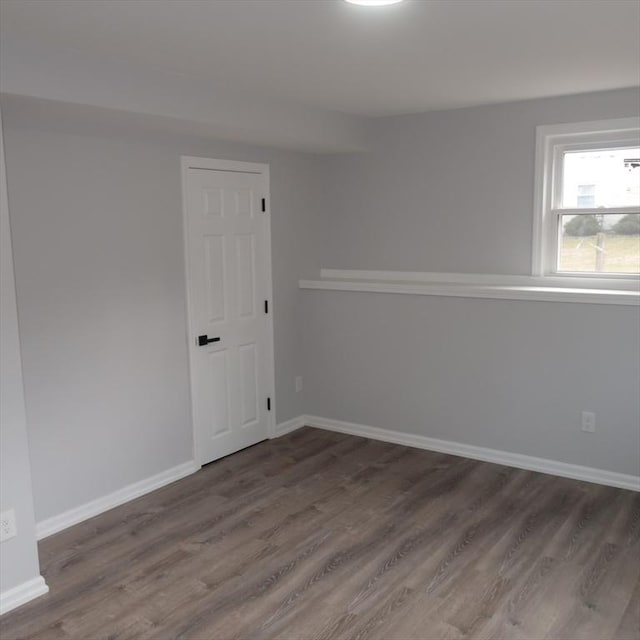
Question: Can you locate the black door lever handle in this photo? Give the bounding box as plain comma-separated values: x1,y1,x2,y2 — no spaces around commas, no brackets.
197,335,221,346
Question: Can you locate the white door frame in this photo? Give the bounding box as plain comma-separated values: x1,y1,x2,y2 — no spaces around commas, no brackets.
180,156,276,467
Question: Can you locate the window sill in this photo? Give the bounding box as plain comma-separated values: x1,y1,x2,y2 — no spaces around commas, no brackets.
299,270,640,306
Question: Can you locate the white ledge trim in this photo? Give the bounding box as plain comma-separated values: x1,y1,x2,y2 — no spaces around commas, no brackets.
299,269,640,306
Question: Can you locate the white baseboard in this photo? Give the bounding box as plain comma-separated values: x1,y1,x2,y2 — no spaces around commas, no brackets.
281,415,639,492
36,460,200,540
0,576,48,616
33,415,639,542
274,415,307,437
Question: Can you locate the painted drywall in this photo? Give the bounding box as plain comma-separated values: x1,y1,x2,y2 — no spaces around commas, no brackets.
303,87,640,476
1,96,322,522
0,110,42,593
302,292,640,475
320,88,640,274
2,87,639,534
0,38,369,153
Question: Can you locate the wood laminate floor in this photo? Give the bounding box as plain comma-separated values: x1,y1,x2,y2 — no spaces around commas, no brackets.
1,427,639,640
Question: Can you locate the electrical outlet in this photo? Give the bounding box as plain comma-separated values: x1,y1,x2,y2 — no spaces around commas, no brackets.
0,509,17,542
581,411,596,433
295,376,303,393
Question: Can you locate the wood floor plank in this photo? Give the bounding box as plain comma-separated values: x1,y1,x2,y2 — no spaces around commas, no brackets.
614,579,640,640
1,428,637,640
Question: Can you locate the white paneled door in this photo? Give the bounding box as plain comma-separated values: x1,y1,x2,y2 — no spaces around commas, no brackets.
182,158,274,466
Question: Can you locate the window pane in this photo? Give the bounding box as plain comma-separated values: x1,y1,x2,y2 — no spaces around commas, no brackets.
558,214,640,273
562,148,640,208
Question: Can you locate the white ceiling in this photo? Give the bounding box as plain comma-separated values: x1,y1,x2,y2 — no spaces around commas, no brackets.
1,0,639,118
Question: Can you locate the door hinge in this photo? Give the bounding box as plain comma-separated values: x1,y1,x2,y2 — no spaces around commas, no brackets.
264,300,269,314
267,397,271,411
261,198,266,213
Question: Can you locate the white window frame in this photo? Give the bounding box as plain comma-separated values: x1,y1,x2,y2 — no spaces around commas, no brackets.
533,117,640,280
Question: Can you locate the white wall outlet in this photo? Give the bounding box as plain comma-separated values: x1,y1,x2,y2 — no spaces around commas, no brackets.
0,508,17,542
295,376,303,393
581,411,596,433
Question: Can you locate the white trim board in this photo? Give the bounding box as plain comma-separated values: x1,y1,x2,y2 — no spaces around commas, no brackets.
274,415,307,438
275,415,640,492
300,270,639,306
0,576,48,616
36,461,199,540
35,413,639,541
319,269,639,290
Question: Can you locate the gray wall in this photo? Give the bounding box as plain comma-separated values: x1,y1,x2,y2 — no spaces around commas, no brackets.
0,111,41,593
321,88,640,274
2,87,639,533
2,99,322,522
303,87,640,476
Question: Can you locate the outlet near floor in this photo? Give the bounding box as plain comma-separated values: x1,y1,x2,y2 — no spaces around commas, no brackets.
0,508,17,542
295,376,303,393
581,411,596,433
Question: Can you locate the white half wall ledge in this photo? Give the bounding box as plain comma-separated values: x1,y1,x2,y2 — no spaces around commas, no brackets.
0,576,48,616
36,460,200,540
274,415,640,492
300,269,640,306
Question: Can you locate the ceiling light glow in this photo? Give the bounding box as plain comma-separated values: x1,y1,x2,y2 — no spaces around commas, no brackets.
345,0,405,6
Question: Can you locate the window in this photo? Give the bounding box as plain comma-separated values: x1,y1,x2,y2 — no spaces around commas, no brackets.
534,118,640,278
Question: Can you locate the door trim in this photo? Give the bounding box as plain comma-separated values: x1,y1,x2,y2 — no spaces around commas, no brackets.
180,156,276,466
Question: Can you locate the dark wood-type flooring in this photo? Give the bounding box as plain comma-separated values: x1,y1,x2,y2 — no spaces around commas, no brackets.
1,427,639,640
